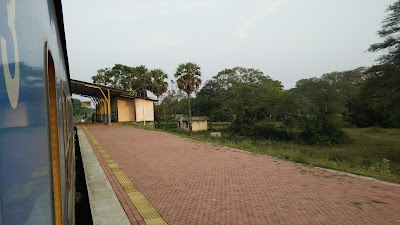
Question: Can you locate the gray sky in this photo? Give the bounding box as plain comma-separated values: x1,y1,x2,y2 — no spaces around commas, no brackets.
63,0,395,90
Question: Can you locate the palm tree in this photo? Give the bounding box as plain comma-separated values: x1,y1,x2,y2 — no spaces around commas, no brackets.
149,69,168,126
174,62,202,135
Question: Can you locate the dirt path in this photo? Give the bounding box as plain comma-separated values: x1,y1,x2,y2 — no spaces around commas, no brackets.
83,124,400,225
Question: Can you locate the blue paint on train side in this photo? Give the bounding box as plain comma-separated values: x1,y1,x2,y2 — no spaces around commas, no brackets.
0,0,73,224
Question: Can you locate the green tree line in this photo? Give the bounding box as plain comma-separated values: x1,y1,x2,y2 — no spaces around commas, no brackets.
90,1,400,144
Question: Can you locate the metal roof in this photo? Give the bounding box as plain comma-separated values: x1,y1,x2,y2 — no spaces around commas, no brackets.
70,79,157,101
180,116,209,121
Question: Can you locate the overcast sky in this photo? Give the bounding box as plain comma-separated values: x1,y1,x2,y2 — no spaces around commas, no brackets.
63,0,395,90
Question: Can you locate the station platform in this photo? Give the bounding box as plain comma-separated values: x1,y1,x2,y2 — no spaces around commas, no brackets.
77,123,400,225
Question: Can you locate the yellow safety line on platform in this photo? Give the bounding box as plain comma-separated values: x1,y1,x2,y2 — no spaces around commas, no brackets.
81,125,168,225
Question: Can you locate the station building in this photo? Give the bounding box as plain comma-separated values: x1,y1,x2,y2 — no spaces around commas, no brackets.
70,79,156,124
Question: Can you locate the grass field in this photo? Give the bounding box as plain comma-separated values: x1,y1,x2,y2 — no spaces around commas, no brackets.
125,122,400,184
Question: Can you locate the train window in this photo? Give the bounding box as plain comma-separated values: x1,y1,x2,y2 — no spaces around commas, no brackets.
61,88,72,193
68,103,72,139
46,51,63,225
66,95,71,143
61,87,67,154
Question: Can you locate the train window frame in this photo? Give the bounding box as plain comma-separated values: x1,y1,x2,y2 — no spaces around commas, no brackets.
45,46,63,225
61,86,67,155
60,85,73,193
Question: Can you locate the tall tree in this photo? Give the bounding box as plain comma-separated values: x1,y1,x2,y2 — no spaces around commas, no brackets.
295,78,345,117
91,64,151,97
92,68,113,86
109,64,133,90
352,64,400,127
174,62,202,135
196,67,283,128
149,69,168,126
321,67,366,115
369,0,400,66
195,79,231,121
294,77,349,144
131,65,150,97
158,89,187,122
362,1,400,127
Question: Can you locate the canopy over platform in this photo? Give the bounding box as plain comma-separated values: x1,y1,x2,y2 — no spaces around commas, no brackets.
70,79,128,99
70,79,156,125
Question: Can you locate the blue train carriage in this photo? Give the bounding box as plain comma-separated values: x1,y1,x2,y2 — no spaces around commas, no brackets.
0,0,75,224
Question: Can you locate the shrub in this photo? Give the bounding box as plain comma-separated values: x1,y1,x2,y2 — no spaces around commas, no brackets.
368,158,391,175
282,117,297,128
229,123,252,135
299,116,349,145
252,120,296,141
155,122,178,130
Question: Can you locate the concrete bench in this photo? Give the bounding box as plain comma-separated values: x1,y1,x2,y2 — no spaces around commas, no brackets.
210,132,222,138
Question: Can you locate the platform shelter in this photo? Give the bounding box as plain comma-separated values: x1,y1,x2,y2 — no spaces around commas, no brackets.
70,79,155,125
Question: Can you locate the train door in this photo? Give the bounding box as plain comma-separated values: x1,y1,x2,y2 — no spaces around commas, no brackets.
46,51,63,225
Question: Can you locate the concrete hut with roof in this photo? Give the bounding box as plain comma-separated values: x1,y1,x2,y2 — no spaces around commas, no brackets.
178,116,209,132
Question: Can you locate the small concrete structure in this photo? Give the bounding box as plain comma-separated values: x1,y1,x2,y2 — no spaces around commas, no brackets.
112,97,136,122
97,96,155,123
110,97,154,123
179,116,208,132
210,132,222,138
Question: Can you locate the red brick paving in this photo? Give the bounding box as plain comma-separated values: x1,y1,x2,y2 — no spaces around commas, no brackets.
84,127,145,225
83,124,400,225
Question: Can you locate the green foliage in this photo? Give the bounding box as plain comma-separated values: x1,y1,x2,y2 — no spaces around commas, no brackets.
195,79,233,121
148,69,168,125
174,62,202,95
72,98,95,121
294,77,346,116
92,64,143,92
359,2,400,127
278,68,365,127
154,122,179,130
278,89,308,119
131,65,151,96
174,62,202,134
287,76,355,144
91,64,165,98
158,89,186,122
193,66,372,144
351,64,400,127
368,0,400,66
91,67,113,86
148,69,168,98
321,68,367,114
252,120,296,141
196,67,283,125
368,158,391,175
299,116,349,145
